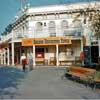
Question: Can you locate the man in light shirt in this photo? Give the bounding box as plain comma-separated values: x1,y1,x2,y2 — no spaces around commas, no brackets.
20,53,27,72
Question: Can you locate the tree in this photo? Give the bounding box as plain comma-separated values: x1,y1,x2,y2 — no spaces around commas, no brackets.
89,10,100,38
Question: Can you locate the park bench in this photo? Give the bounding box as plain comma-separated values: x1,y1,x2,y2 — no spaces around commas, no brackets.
35,58,44,65
92,72,100,89
65,66,96,83
64,66,100,89
49,57,56,65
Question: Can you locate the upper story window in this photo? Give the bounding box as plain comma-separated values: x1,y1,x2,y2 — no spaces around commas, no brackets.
73,20,82,28
49,21,55,29
61,20,68,29
48,21,56,37
72,20,82,36
35,22,43,33
61,20,69,36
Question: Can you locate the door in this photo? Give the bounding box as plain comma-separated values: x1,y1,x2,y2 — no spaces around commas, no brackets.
83,46,91,66
91,46,99,63
35,47,45,58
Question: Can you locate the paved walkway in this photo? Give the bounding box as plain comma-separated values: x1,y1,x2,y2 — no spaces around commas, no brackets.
0,66,100,99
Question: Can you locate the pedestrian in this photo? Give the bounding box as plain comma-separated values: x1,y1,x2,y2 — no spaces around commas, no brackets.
27,51,33,71
80,51,84,66
20,53,27,72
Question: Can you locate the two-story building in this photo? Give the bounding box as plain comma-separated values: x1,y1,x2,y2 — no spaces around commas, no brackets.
0,1,99,67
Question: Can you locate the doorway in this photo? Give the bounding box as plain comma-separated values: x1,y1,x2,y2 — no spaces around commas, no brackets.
91,46,99,63
35,47,45,58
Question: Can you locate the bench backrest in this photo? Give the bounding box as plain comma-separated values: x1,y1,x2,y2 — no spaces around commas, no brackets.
35,58,44,62
69,66,96,74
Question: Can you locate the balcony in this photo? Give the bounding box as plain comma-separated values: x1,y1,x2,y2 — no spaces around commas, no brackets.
63,27,82,37
13,28,83,39
1,27,83,42
13,33,30,39
50,33,56,37
34,27,83,38
1,33,12,42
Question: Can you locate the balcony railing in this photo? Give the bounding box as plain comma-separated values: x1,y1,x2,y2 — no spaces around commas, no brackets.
63,27,82,37
1,33,12,42
13,33,30,39
1,27,83,42
34,27,83,38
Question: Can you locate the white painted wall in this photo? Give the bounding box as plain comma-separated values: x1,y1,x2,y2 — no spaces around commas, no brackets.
27,2,100,14
28,18,74,38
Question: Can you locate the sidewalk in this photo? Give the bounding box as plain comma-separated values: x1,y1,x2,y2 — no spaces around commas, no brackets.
0,66,100,99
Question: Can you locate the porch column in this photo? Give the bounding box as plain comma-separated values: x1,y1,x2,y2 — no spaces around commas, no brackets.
7,47,10,65
3,53,4,64
1,50,3,65
56,44,59,66
19,47,22,64
33,45,36,67
81,38,83,52
81,38,84,66
11,42,14,65
4,49,6,65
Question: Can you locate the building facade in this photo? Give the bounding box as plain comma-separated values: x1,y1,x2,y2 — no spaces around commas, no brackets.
0,1,99,67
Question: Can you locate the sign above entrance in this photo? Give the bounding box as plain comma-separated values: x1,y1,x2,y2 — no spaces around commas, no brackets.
22,39,33,46
22,37,72,46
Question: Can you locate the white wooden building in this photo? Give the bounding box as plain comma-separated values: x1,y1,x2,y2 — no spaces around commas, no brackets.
0,1,99,67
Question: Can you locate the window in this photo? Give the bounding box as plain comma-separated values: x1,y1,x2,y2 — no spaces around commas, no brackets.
35,22,43,33
36,48,44,53
73,20,82,28
48,21,56,37
61,20,68,29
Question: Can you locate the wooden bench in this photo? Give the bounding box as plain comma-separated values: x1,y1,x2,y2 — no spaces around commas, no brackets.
93,73,100,89
65,66,100,89
65,66,96,79
49,57,56,65
35,58,44,65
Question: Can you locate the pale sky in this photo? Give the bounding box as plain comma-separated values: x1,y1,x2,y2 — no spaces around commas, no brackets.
0,0,98,34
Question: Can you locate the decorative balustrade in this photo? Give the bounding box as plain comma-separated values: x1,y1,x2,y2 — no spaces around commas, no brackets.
63,27,82,37
34,27,83,38
1,33,12,42
1,27,83,42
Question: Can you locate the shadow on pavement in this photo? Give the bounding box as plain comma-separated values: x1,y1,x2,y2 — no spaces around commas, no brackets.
0,66,26,99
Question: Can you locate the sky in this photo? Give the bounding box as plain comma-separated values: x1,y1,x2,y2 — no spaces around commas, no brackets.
0,0,99,34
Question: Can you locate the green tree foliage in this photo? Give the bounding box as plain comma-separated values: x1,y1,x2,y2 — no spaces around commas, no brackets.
89,10,100,38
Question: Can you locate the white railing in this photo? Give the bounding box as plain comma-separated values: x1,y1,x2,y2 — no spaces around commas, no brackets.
62,27,82,37
1,27,83,42
1,33,12,42
14,27,83,39
34,27,83,38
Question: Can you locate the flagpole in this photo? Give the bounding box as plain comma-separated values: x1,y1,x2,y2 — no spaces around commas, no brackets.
20,0,23,10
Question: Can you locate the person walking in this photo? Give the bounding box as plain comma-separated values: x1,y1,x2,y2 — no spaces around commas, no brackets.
20,53,27,72
27,51,33,71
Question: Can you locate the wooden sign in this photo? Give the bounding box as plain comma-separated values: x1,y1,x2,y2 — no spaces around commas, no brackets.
22,37,72,46
22,39,33,46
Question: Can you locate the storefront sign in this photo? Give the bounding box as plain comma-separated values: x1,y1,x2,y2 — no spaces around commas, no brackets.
45,39,60,44
22,39,33,46
22,37,72,46
61,38,71,44
33,40,44,44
